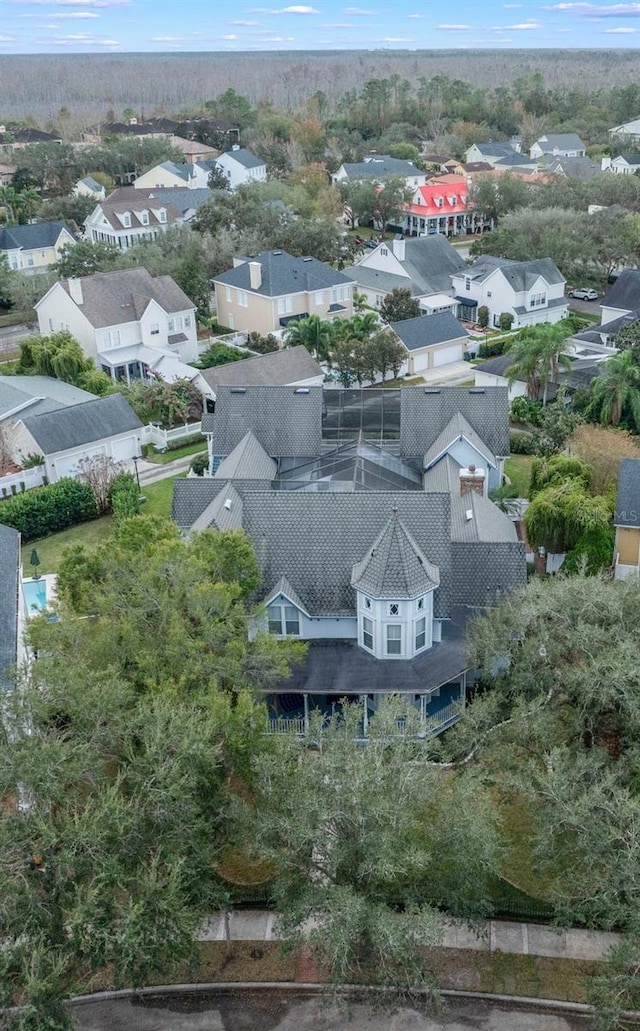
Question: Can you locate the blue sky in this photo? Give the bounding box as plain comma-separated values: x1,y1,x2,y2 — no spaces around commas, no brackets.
1,0,638,54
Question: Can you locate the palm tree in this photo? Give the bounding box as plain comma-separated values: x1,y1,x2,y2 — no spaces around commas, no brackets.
284,315,334,363
507,324,572,405
587,350,640,430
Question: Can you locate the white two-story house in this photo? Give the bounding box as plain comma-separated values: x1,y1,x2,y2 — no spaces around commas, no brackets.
35,268,199,386
214,147,267,190
450,256,568,329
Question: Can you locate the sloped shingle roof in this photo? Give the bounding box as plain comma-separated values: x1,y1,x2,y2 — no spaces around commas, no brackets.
208,384,323,457
536,133,585,152
423,412,497,470
199,346,322,390
0,220,72,252
390,312,468,351
53,267,195,329
340,156,422,179
214,430,277,480
602,269,640,314
219,148,264,169
615,458,640,528
351,510,440,598
22,393,142,455
213,250,351,297
400,386,510,459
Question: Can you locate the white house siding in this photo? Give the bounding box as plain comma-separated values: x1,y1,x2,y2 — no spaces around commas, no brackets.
431,436,494,494
36,284,98,358
215,154,266,190
601,305,630,326
139,299,198,363
45,427,144,483
451,267,567,329
432,342,465,367
407,338,466,374
474,369,526,402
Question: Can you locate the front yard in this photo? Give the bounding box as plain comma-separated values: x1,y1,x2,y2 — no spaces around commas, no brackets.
504,455,533,498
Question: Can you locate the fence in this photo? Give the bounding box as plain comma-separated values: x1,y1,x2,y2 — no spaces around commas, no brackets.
0,465,46,497
142,421,202,450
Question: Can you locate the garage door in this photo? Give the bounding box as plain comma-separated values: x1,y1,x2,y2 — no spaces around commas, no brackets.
433,342,464,367
54,444,107,480
411,350,431,374
111,435,139,462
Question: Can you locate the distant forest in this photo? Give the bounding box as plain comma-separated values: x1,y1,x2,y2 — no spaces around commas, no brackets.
2,49,639,126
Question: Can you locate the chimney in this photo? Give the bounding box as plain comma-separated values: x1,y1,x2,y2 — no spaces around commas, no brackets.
68,277,83,305
392,235,405,262
249,261,262,290
459,464,485,496
232,144,240,151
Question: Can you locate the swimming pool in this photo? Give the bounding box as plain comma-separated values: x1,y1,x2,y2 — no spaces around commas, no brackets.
22,578,48,615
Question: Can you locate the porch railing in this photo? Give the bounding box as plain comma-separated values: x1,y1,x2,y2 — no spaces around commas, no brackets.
266,702,461,740
266,716,306,736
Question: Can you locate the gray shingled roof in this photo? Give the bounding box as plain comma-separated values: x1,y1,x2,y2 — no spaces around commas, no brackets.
351,510,440,598
615,458,640,528
209,385,323,458
213,250,351,297
400,386,510,459
0,524,20,695
472,142,519,159
199,346,322,390
22,393,142,454
190,482,243,533
263,575,309,614
340,156,422,179
78,176,103,192
423,412,497,470
343,266,409,297
460,256,565,290
214,431,277,480
346,235,468,299
0,220,72,253
54,267,195,328
219,148,264,169
390,312,468,351
536,133,585,152
494,153,539,168
602,270,640,314
546,156,600,181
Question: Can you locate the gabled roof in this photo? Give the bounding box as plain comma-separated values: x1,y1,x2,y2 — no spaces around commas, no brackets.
0,127,59,144
455,256,565,290
390,312,468,351
218,148,264,169
351,509,440,598
0,524,20,695
21,393,142,454
535,133,585,152
0,376,95,421
614,458,640,528
400,386,510,459
213,250,351,297
0,220,72,252
340,156,422,179
190,482,243,533
48,267,195,328
423,412,497,470
142,160,193,183
214,431,277,480
616,154,640,166
609,118,640,135
208,384,324,458
387,235,467,295
602,270,640,314
199,346,322,390
470,141,518,158
123,185,212,216
494,153,538,168
78,176,104,192
547,156,600,181
263,575,309,614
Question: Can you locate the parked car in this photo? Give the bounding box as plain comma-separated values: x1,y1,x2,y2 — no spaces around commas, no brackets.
354,235,366,246
364,238,378,249
568,287,598,301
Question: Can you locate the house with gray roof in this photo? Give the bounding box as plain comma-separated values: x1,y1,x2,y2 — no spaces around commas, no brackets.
10,393,143,483
74,176,106,200
199,345,323,400
84,185,211,250
214,146,266,190
465,142,538,171
0,524,22,695
547,155,600,181
530,134,586,160
601,269,640,326
601,153,640,176
35,267,198,385
133,161,197,190
450,256,568,329
174,384,523,736
332,155,428,190
213,250,354,335
614,458,640,580
0,220,75,274
389,312,469,374
343,234,467,313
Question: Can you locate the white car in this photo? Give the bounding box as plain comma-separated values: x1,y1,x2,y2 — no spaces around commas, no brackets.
568,288,598,301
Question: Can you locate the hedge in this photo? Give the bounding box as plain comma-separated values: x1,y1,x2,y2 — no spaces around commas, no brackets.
0,478,97,541
509,429,539,455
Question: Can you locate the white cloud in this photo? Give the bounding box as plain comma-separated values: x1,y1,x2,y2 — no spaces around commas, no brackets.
221,33,238,39
228,19,260,24
541,2,640,14
152,35,184,42
51,11,101,17
492,19,542,28
0,34,16,40
378,36,413,42
406,12,425,16
13,0,128,6
436,23,470,29
343,6,375,14
503,3,522,6
279,5,319,11
320,22,358,28
604,24,637,31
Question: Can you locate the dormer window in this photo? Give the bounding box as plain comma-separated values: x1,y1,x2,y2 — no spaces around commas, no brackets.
140,210,149,226
268,603,300,637
122,212,131,228
158,208,167,224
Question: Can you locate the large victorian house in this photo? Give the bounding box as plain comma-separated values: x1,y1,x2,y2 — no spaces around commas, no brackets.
172,385,526,737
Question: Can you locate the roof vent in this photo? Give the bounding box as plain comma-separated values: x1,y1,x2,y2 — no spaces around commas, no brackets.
229,387,247,394
465,509,473,521
424,388,441,394
302,256,313,262
273,250,283,255
294,387,310,394
468,388,485,394
224,498,232,511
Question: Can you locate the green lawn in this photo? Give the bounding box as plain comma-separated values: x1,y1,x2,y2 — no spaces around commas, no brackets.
21,473,185,574
145,439,206,465
504,455,533,498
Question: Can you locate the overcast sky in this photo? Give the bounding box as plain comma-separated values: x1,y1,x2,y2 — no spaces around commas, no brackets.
1,0,638,54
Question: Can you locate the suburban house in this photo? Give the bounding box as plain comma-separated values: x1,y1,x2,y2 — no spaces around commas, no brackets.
133,161,198,190
450,256,568,329
74,176,106,200
8,393,143,483
601,154,640,176
547,155,600,181
198,346,323,406
600,269,640,326
0,375,96,427
0,524,22,696
465,142,538,172
608,118,640,145
0,126,61,155
35,267,198,384
474,348,611,402
166,136,220,163
172,384,524,736
83,186,211,249
530,134,586,160
0,221,75,273
389,312,469,374
614,458,640,581
403,177,491,238
214,147,267,190
332,155,428,190
212,250,354,335
343,234,467,312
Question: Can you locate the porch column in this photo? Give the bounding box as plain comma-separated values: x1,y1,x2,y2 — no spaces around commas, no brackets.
303,692,309,736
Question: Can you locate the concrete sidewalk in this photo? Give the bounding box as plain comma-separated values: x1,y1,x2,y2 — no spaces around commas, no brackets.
198,910,619,962
135,453,199,486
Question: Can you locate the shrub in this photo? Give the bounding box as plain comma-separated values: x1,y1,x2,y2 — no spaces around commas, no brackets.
509,430,539,455
0,478,97,541
477,305,489,329
21,454,46,469
510,396,542,427
478,340,506,358
498,312,514,331
190,454,209,476
166,433,204,452
109,472,140,520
